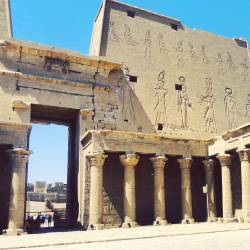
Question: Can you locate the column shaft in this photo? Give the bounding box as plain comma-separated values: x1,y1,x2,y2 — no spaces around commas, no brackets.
217,154,234,222
237,148,250,222
6,148,31,235
150,155,167,225
88,153,107,229
178,157,194,224
120,153,139,227
203,159,217,221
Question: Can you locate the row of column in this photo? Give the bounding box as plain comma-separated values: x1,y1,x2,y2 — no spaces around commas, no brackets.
87,153,218,229
217,148,250,223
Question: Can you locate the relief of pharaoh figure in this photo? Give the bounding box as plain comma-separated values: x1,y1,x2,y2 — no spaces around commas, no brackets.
154,71,168,127
224,87,237,130
177,76,191,129
200,78,217,133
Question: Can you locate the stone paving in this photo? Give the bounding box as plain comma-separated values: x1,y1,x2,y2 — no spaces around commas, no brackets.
1,223,250,250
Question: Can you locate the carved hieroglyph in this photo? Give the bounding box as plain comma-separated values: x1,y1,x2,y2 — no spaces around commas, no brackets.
158,33,169,55
176,41,184,67
124,24,137,47
109,21,121,42
144,30,152,58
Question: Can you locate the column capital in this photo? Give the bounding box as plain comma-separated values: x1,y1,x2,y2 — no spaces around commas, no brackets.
237,148,250,162
119,153,139,168
87,153,107,167
150,155,167,168
216,154,231,166
8,147,32,167
178,157,192,169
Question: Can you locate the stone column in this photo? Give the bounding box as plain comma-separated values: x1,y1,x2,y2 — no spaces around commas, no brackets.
237,148,250,223
150,155,167,225
216,154,234,222
178,157,194,224
119,153,139,227
5,147,31,235
202,159,217,222
87,153,107,230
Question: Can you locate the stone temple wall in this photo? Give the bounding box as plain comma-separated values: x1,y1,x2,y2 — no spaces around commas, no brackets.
90,0,250,140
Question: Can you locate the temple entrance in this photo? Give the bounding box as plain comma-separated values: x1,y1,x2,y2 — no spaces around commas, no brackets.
25,104,79,232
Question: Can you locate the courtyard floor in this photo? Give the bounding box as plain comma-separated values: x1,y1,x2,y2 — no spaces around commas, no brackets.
1,223,250,250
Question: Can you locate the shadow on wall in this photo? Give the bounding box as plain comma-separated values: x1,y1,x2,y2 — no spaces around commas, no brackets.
165,156,182,223
231,152,242,214
103,153,124,226
0,145,12,233
136,155,154,226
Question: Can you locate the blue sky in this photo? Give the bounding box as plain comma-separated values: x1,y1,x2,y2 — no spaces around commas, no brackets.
10,0,250,183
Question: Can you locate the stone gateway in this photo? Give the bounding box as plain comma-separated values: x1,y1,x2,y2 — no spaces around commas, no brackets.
0,0,250,234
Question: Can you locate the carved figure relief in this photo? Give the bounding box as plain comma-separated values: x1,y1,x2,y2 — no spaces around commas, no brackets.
124,24,137,46
241,57,249,81
188,42,196,59
217,53,225,76
200,78,217,133
158,33,168,55
176,41,184,67
176,76,191,129
224,87,237,130
154,71,168,127
144,30,152,58
109,21,121,42
246,93,250,117
119,63,136,122
44,57,69,74
226,52,234,71
201,45,210,64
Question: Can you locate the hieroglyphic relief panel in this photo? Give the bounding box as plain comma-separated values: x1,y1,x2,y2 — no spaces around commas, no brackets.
102,4,250,138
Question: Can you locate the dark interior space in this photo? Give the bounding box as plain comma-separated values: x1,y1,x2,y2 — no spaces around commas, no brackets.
165,156,182,223
0,144,12,233
191,158,207,222
103,153,124,226
136,155,154,226
213,158,223,218
231,152,242,213
30,104,79,228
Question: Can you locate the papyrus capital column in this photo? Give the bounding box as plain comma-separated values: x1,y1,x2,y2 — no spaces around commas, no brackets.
216,154,234,222
5,147,31,235
202,159,217,221
237,148,250,222
178,157,194,224
150,155,167,225
87,153,107,230
120,153,139,227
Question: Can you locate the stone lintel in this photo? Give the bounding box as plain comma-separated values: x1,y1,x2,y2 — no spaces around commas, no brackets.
1,39,122,77
81,130,208,157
